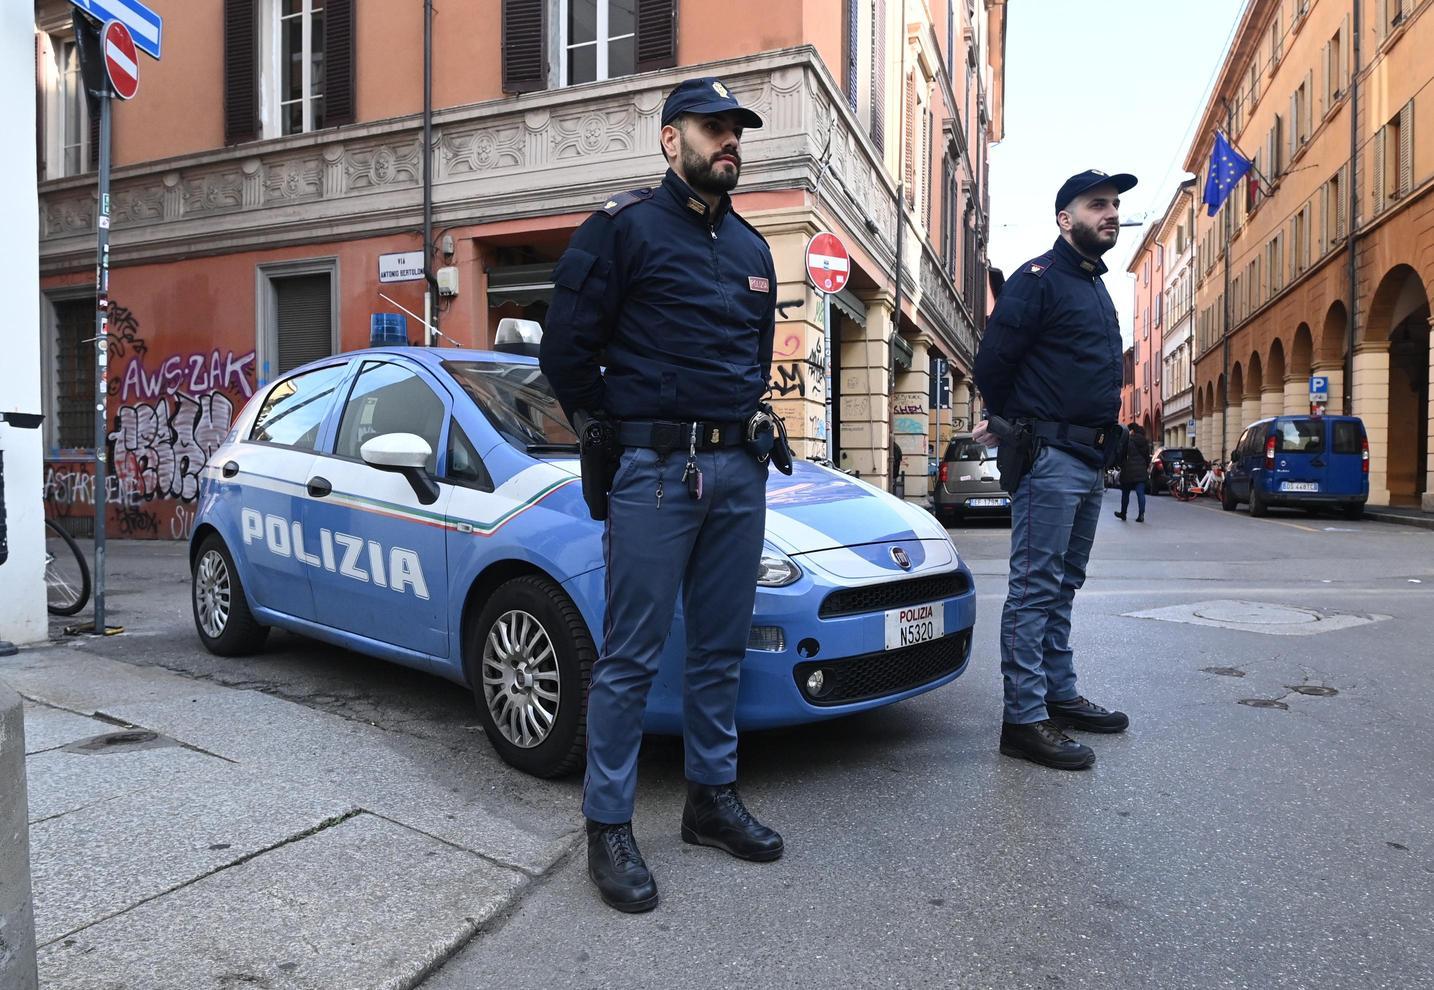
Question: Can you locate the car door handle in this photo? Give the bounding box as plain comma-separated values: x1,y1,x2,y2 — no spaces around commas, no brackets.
1311,457,1326,467
307,477,332,498
222,461,239,478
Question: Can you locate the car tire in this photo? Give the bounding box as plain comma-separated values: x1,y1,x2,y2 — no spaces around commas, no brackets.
192,534,270,656
1249,486,1269,518
467,574,594,779
1342,502,1365,520
1221,483,1238,512
937,507,960,527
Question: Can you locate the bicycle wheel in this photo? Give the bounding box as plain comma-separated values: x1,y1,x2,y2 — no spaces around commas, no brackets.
45,519,91,616
1170,478,1192,502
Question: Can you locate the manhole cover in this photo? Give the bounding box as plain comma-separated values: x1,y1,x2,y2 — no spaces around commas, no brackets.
1238,699,1289,710
1124,600,1390,637
1193,602,1321,625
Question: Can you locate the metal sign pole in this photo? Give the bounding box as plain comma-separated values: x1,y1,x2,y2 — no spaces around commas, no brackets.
822,291,833,461
93,87,111,634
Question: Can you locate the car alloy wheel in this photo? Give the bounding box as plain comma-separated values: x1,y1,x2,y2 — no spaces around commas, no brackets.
191,533,269,656
194,549,232,639
468,575,592,778
481,609,562,749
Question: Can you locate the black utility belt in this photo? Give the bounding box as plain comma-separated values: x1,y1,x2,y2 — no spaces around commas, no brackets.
1025,419,1116,451
616,419,748,454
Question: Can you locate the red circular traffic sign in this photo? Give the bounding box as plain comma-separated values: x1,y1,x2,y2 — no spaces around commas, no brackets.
805,232,850,294
102,21,140,101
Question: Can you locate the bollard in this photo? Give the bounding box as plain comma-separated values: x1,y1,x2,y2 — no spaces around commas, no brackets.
0,679,38,990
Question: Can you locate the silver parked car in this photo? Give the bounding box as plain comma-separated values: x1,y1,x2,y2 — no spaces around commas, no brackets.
934,434,1011,526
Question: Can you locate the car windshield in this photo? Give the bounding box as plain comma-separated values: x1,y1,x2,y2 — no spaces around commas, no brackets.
443,361,578,452
1171,448,1204,461
1274,419,1325,454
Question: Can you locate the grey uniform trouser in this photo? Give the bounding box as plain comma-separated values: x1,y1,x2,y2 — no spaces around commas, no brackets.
583,444,768,824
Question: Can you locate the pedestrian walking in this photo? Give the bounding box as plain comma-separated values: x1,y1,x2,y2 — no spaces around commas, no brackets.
1115,423,1151,522
540,77,784,913
972,169,1134,771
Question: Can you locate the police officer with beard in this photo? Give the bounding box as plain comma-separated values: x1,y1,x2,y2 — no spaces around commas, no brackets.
540,78,783,913
973,170,1135,771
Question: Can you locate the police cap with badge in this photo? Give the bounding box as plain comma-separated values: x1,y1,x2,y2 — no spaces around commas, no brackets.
1053,169,1138,214
661,77,765,129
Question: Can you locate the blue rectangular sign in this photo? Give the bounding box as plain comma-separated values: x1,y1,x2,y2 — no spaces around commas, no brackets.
68,0,163,59
1310,375,1330,398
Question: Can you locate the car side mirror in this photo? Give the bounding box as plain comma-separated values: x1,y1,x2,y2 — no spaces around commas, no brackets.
360,433,440,505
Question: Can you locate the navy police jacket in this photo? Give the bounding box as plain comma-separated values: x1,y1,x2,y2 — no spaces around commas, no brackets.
974,237,1124,465
540,169,777,423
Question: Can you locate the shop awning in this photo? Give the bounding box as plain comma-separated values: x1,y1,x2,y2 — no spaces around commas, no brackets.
828,287,867,328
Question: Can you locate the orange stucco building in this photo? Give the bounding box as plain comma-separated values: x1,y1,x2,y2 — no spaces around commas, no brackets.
1125,220,1166,438
1185,0,1433,510
34,0,1007,538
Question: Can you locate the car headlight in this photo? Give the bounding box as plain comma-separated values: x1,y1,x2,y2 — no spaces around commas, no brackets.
757,546,801,587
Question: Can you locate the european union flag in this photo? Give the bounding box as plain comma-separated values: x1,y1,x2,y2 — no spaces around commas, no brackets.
1203,132,1253,216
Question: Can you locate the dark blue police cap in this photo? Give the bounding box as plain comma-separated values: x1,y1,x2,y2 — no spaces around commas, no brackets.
661,77,764,129
1055,169,1138,213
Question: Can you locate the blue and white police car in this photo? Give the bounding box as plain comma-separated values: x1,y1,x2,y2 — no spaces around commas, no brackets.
189,336,977,777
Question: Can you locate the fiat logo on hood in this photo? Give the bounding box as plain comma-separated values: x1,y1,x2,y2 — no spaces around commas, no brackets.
890,546,912,570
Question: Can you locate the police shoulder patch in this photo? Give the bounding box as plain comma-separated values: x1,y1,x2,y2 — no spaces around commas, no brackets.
1023,252,1055,278
601,188,654,216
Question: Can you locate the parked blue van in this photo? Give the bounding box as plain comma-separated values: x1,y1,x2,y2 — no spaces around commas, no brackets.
1222,415,1369,519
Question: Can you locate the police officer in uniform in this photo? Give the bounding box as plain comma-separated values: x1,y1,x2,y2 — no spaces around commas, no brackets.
972,170,1136,771
540,77,783,913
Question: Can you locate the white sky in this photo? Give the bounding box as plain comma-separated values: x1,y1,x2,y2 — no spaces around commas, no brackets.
987,0,1249,344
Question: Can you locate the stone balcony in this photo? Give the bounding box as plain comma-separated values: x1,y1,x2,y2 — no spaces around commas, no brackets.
38,46,974,365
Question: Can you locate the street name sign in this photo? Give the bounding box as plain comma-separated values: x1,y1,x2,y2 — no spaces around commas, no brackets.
379,252,426,283
67,0,162,60
102,21,139,100
805,232,850,294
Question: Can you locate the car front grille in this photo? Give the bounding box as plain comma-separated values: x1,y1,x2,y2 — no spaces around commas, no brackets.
818,573,969,619
794,630,972,706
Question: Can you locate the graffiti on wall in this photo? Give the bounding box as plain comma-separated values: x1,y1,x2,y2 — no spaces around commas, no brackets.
109,392,236,502
44,300,256,540
117,350,255,402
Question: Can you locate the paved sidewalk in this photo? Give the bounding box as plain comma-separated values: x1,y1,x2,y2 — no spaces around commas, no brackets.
1363,503,1434,530
1,642,582,990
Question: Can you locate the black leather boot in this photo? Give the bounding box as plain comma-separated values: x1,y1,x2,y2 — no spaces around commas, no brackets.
999,720,1095,770
681,783,784,862
587,820,659,913
1047,695,1130,733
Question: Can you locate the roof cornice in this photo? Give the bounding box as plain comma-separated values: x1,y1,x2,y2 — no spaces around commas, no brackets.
1182,0,1280,173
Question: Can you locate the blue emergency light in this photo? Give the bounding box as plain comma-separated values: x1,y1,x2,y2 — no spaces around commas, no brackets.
370,313,408,347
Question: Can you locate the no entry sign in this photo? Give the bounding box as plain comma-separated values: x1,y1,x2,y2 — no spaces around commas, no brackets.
805,231,850,294
102,20,139,100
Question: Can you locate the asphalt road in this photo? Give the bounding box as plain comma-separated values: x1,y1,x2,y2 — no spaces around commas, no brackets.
52,490,1434,989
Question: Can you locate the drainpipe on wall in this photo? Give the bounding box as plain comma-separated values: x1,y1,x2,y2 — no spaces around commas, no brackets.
891,0,907,360
1220,99,1233,457
1345,0,1361,410
422,0,440,345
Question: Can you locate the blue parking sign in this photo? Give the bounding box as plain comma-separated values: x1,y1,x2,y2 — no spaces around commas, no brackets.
67,0,162,59
1309,375,1330,400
